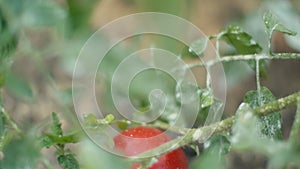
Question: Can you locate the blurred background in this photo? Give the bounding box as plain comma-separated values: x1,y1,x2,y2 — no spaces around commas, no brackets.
0,0,300,168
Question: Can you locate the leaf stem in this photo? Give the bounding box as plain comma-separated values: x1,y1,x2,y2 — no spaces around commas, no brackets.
256,58,262,105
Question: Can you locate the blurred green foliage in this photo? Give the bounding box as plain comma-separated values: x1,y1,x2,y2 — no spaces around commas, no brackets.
0,0,299,169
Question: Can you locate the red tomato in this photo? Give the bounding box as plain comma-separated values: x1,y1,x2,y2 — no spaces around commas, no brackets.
113,126,188,169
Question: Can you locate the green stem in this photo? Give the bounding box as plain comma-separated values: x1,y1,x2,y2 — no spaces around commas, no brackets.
131,91,300,161
256,58,262,105
188,53,300,68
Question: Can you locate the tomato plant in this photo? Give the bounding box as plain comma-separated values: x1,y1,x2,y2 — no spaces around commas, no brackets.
0,0,300,169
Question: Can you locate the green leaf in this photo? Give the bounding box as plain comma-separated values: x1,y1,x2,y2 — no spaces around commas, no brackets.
220,25,262,55
22,0,67,27
220,25,267,77
204,135,231,155
186,37,209,58
82,114,116,148
199,88,214,108
265,1,300,51
58,154,79,169
190,135,227,169
117,121,128,130
231,103,300,168
84,114,115,129
247,59,268,78
0,9,18,62
231,103,262,149
66,0,98,33
103,114,115,124
244,87,282,139
78,139,129,169
1,135,40,169
263,11,297,38
83,113,99,128
181,45,198,58
40,133,79,148
231,104,300,168
50,112,63,136
5,71,33,101
39,134,55,148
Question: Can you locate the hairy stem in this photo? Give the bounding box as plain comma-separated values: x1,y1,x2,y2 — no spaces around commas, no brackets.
188,53,300,68
131,91,300,161
256,58,262,105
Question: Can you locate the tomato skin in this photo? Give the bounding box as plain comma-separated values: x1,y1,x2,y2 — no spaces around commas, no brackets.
113,126,188,169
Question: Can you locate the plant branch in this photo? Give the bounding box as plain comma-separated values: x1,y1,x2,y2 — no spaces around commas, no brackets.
149,120,190,135
187,53,300,68
131,91,300,161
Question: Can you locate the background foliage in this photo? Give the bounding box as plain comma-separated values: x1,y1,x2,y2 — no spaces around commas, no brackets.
0,0,299,169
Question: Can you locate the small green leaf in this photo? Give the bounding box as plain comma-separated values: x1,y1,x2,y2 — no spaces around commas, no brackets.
50,112,63,136
117,121,128,130
57,154,79,169
220,25,262,55
103,114,115,124
78,139,130,169
40,133,79,148
22,0,67,27
83,114,98,128
199,88,214,108
181,45,198,58
190,135,227,169
0,10,18,63
244,87,282,139
204,135,231,155
66,0,98,32
2,134,40,169
263,11,297,38
231,103,300,169
231,103,262,149
247,59,268,78
188,37,209,57
220,25,267,77
39,134,55,148
84,114,115,129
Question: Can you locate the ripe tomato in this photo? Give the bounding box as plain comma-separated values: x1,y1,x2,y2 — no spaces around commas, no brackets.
113,126,188,169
